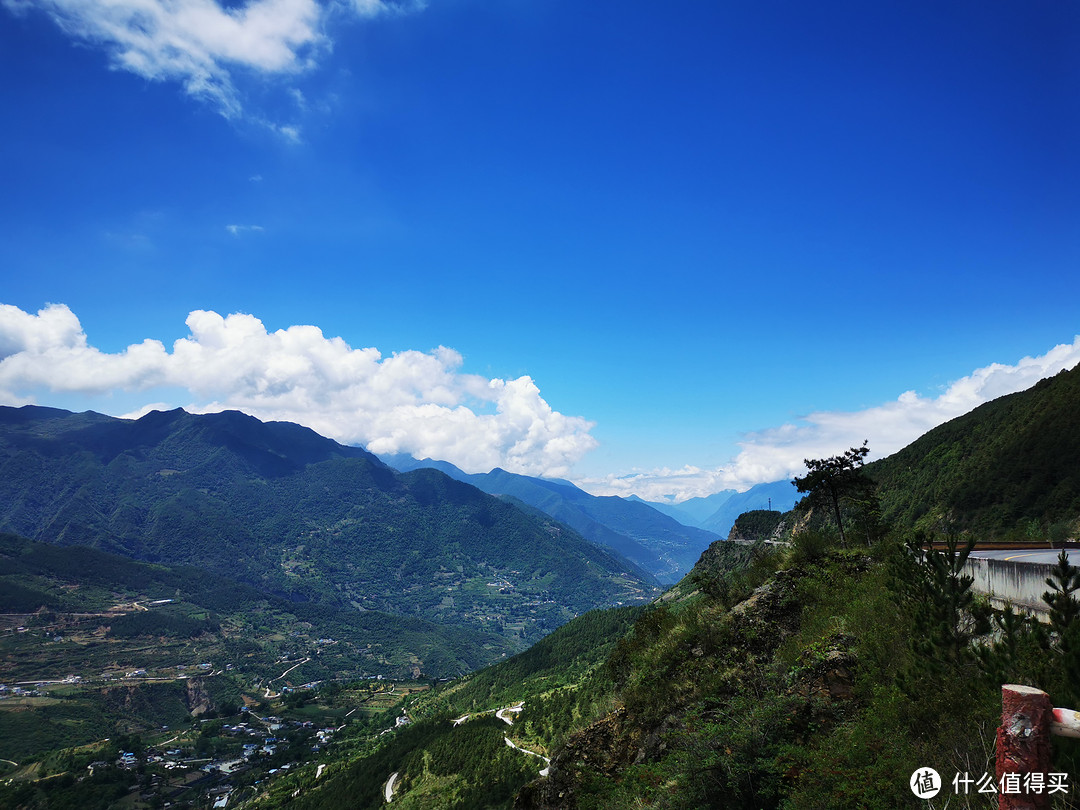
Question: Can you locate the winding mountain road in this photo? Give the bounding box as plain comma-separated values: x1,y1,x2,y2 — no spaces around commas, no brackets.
271,657,311,683
496,702,524,725
384,771,399,803
503,736,550,776
386,702,548,803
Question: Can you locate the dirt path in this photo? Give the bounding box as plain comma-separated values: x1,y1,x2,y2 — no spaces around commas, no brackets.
271,657,310,683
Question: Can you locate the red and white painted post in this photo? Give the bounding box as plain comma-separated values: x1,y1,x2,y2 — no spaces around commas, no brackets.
997,685,1080,809
997,685,1053,809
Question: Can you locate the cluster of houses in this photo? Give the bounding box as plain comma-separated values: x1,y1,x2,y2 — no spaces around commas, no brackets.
92,661,215,681
104,714,340,778
0,684,41,697
216,716,339,757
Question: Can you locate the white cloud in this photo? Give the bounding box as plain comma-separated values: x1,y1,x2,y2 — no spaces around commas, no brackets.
4,0,417,125
225,224,264,235
0,304,597,478
574,466,737,505
576,336,1080,501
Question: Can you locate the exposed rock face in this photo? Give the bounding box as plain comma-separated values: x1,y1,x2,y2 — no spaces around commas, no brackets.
516,708,635,810
792,636,858,702
185,677,212,717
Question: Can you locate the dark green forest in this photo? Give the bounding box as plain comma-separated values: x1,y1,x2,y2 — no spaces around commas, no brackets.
868,364,1080,540
0,406,659,654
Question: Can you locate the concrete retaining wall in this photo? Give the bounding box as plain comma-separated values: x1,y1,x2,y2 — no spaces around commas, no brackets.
964,557,1054,615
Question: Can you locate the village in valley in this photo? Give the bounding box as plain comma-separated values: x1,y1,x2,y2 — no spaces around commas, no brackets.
0,590,433,808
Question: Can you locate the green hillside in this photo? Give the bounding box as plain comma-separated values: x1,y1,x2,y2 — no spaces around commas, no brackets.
6,366,1080,808
0,406,659,650
248,605,645,810
382,456,720,583
867,364,1080,539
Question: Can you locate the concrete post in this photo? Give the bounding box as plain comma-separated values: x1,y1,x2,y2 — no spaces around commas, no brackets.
997,684,1053,810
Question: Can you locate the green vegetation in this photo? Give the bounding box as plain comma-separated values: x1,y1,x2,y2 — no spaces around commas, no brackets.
728,509,785,543
514,533,1079,809
3,363,1080,808
868,363,1080,539
0,406,659,652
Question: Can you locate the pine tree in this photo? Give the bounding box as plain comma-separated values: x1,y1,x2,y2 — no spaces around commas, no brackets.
899,532,987,680
792,442,877,546
1042,549,1080,707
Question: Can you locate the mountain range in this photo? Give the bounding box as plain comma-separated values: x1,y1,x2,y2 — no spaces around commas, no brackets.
0,405,660,666
3,362,1080,808
634,480,801,536
272,361,1080,810
380,454,721,583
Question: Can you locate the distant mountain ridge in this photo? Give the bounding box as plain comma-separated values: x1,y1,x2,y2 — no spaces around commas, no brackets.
380,454,720,584
0,405,660,662
630,490,737,526
634,480,799,536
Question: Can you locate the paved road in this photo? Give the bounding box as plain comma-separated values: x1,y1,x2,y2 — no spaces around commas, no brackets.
496,702,524,725
385,702,544,804
384,771,399,803
969,549,1080,565
503,736,550,776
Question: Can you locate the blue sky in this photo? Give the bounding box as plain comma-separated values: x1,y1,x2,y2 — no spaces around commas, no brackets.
1,0,1078,500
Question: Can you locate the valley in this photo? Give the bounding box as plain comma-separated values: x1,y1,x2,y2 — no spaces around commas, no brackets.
2,364,1080,808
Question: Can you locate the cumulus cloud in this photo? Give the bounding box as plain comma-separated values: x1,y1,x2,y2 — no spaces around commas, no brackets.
577,336,1080,501
0,303,597,478
3,0,418,125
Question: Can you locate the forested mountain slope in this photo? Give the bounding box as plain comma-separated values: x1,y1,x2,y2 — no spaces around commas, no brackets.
264,605,644,809
0,406,659,649
382,455,719,583
867,363,1080,538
